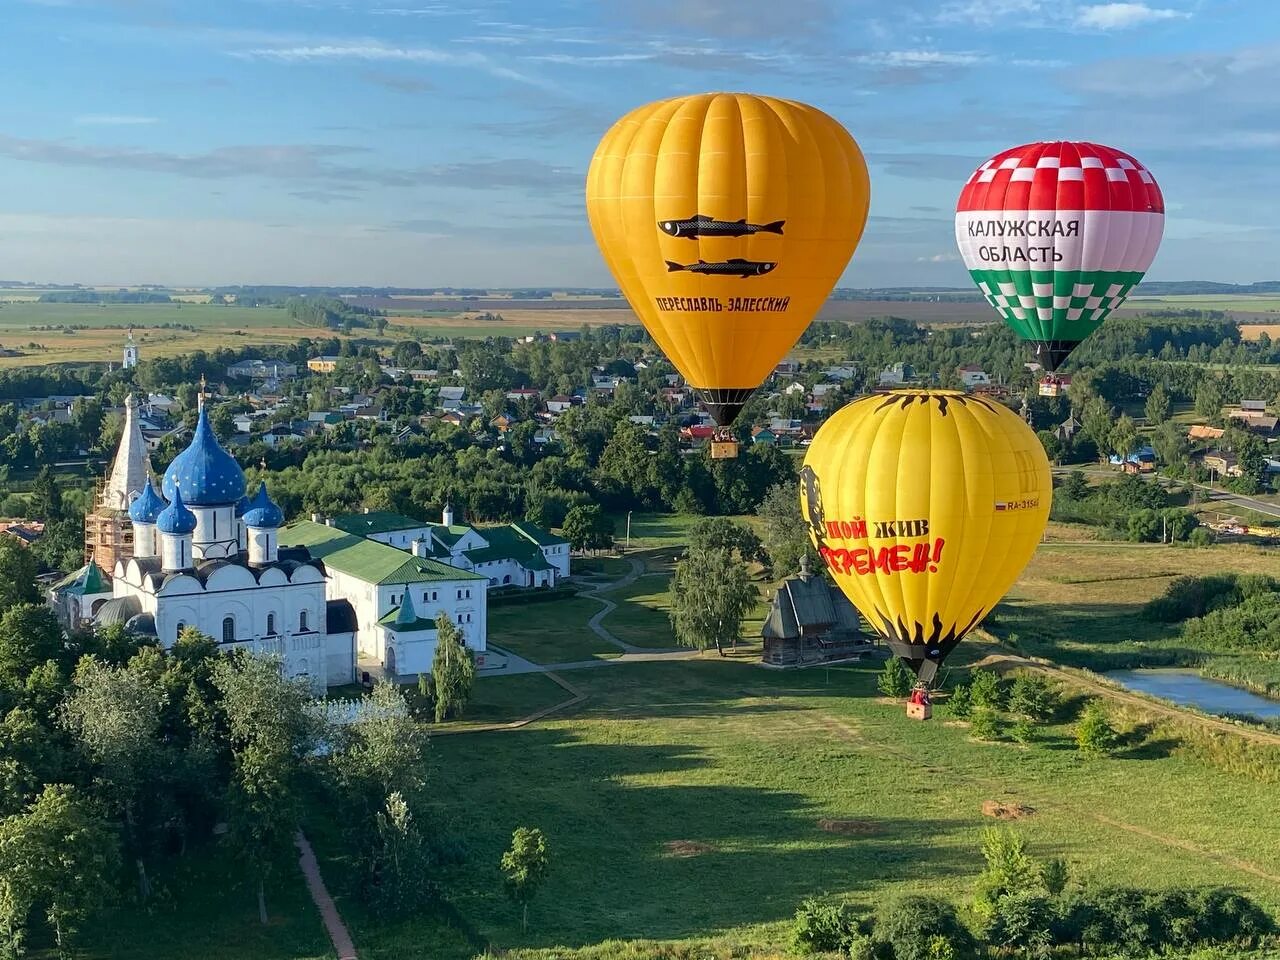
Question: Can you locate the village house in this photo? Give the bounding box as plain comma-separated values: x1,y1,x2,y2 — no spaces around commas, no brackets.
546,394,576,415
307,356,341,374
1201,451,1243,478
505,387,540,403
957,364,991,389
226,358,298,380
878,362,916,387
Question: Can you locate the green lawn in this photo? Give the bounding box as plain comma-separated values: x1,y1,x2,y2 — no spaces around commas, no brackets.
605,574,679,647
63,842,333,960
489,598,622,664
997,541,1280,670
440,671,575,728
336,659,1280,959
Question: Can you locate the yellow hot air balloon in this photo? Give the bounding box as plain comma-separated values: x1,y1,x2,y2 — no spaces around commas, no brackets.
799,391,1051,682
586,93,870,430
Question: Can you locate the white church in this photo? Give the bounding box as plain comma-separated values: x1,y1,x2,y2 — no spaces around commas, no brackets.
50,388,492,687
51,395,354,690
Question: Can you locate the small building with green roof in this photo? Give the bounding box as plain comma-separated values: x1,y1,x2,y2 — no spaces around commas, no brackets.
321,505,570,590
280,519,487,678
46,561,113,629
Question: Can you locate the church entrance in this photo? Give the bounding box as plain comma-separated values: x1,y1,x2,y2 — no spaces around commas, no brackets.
385,645,397,677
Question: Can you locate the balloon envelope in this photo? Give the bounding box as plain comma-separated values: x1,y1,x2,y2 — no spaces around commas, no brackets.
800,391,1051,680
586,93,870,425
955,141,1164,372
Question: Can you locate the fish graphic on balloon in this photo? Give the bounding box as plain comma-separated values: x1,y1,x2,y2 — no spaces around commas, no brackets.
664,258,777,278
659,214,786,239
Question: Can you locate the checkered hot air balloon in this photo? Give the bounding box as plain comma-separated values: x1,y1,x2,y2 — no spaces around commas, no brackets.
955,141,1164,372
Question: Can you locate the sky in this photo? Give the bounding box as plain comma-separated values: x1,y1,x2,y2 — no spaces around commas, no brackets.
0,0,1275,288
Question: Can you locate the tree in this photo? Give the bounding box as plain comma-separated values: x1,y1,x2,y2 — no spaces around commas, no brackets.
0,541,38,617
877,658,914,698
687,516,763,564
364,791,433,919
561,504,613,554
669,547,757,656
212,654,315,925
1008,674,1059,722
969,669,1005,710
0,784,120,959
1059,470,1089,501
1144,383,1171,424
0,605,66,690
756,482,812,578
970,707,1003,741
501,826,550,932
981,889,1054,959
27,467,63,522
594,421,653,507
60,654,166,899
330,681,425,810
430,614,475,722
1080,397,1114,456
1195,379,1224,421
973,828,1040,919
1109,413,1138,462
1075,700,1118,756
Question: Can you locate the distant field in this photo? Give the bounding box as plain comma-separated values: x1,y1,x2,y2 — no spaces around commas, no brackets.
4,293,1280,367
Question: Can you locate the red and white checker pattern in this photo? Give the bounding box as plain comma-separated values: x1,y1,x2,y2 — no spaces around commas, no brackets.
957,142,1163,214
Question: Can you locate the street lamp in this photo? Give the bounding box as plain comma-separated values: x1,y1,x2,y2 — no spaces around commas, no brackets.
626,510,632,550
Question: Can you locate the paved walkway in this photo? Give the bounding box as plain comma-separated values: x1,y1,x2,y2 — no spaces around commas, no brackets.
295,831,358,960
582,556,647,652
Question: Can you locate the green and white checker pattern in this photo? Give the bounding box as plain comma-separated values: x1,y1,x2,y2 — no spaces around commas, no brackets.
966,268,1141,340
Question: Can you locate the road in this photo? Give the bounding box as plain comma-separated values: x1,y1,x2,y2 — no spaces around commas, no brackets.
1051,465,1280,520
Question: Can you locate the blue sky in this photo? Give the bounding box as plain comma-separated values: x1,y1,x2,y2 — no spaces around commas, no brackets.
0,0,1273,287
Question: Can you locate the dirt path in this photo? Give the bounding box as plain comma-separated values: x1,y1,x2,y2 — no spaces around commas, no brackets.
296,831,358,960
971,652,1280,747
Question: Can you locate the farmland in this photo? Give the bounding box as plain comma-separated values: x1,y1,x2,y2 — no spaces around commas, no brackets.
9,292,1278,368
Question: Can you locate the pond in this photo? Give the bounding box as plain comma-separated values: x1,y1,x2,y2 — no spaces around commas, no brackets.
1106,668,1280,720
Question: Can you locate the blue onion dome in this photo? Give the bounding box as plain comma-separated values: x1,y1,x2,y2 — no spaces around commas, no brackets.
156,485,198,535
242,481,284,529
162,404,246,507
128,479,167,524
234,494,251,518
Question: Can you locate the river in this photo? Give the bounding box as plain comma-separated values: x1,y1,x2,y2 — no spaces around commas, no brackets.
1106,668,1280,720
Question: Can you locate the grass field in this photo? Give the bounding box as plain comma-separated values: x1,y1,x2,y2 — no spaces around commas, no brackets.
331,658,1280,959
488,598,622,664
997,541,1280,669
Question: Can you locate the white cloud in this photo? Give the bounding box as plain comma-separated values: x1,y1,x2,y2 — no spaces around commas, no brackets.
1075,3,1186,29
233,41,550,88
917,252,961,263
74,115,159,126
939,0,1043,25
856,50,987,67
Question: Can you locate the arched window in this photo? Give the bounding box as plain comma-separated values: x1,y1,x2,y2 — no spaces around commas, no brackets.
299,610,309,632
503,575,511,585
266,613,276,636
176,621,186,635
222,616,235,643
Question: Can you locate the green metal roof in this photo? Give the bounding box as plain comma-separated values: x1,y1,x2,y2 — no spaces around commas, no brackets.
52,561,108,596
376,606,437,632
465,525,554,571
329,512,428,536
509,520,567,548
280,521,484,584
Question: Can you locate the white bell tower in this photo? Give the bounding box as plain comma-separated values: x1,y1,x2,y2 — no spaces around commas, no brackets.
123,328,139,370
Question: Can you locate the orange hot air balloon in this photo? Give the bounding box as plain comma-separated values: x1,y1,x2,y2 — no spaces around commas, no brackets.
586,93,870,427
800,391,1051,682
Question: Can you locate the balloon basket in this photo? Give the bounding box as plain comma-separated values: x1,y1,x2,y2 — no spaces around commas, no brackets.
906,702,932,721
710,430,739,460
1038,376,1067,398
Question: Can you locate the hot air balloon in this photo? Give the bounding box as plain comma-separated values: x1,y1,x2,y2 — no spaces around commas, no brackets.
800,391,1050,687
587,93,870,455
955,141,1164,392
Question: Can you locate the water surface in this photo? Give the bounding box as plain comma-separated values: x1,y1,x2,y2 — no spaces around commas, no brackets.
1106,668,1280,720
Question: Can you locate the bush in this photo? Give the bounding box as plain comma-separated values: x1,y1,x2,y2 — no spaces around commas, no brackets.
969,669,1005,710
845,934,875,960
1075,700,1118,756
877,657,915,699
1188,527,1214,547
1009,715,1035,744
1142,573,1264,623
1009,674,1059,721
970,708,1002,742
874,895,977,960
980,889,1054,958
790,898,856,954
1039,857,1068,897
943,683,972,719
